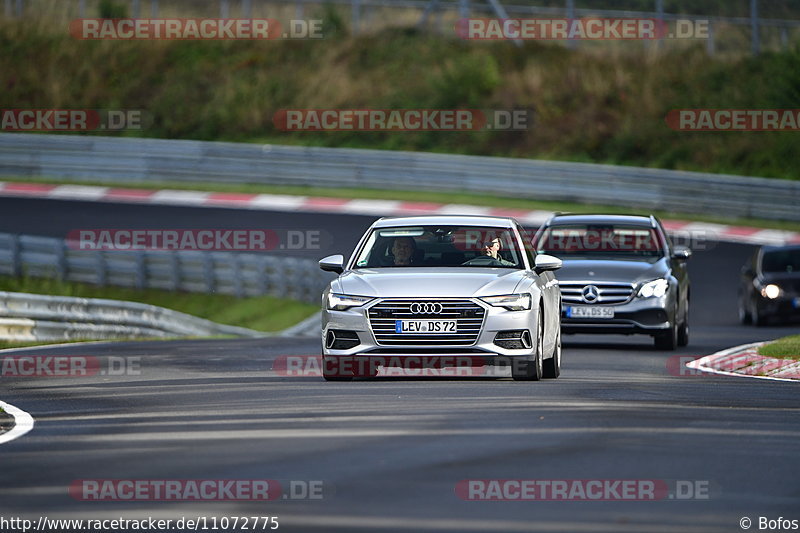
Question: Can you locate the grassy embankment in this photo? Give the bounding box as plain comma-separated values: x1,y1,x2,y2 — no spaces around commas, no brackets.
758,335,800,361
2,19,800,180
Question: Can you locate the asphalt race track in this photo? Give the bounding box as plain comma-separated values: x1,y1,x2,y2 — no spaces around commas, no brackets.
1,197,799,532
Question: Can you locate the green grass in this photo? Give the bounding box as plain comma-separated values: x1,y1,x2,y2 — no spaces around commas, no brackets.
758,335,800,361
4,22,800,181
0,276,318,333
12,175,800,233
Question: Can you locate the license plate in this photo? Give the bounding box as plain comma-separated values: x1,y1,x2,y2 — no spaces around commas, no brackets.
395,320,457,333
566,306,615,319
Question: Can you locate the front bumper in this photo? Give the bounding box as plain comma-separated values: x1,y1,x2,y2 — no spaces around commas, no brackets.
561,293,675,336
321,297,539,364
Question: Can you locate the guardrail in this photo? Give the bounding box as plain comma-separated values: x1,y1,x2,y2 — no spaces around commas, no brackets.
0,232,334,304
1,133,799,221
0,290,266,341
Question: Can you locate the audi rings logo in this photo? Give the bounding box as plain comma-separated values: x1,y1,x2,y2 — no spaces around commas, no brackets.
410,302,443,314
581,285,600,304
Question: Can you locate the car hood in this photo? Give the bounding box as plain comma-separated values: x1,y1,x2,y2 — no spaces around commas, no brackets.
555,259,668,284
333,268,527,298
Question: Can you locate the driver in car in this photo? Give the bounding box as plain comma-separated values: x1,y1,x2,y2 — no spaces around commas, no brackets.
482,237,515,266
463,237,516,266
389,236,417,266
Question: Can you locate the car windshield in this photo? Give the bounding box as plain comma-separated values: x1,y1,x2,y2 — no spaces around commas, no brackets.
761,249,800,273
535,224,665,260
353,225,524,269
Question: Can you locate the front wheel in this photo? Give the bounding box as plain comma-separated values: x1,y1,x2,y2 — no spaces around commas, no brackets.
654,320,678,351
542,327,561,379
513,318,544,381
677,308,689,347
322,356,353,382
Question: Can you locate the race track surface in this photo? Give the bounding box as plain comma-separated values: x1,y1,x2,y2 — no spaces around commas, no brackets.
1,197,799,532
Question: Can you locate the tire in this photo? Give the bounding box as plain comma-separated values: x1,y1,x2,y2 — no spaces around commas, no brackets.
751,301,768,327
542,327,561,379
654,320,678,351
322,356,353,382
513,315,544,381
738,293,752,325
677,307,689,347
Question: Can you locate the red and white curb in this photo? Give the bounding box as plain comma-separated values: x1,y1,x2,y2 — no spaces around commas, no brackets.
687,342,800,382
0,399,34,445
2,180,800,245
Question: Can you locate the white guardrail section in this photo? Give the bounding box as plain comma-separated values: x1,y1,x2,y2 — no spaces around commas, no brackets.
0,233,334,305
0,291,266,341
2,134,800,221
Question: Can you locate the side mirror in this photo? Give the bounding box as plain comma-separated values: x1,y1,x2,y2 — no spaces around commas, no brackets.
319,254,345,274
672,246,692,261
534,254,562,273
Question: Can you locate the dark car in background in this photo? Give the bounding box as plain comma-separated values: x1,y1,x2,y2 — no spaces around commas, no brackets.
739,244,800,326
533,214,691,350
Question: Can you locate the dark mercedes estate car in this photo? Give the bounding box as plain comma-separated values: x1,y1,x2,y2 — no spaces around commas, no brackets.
533,214,691,350
739,244,800,326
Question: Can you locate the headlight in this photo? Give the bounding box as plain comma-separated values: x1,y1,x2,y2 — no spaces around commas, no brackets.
638,279,669,298
326,293,373,311
481,294,531,311
761,284,781,299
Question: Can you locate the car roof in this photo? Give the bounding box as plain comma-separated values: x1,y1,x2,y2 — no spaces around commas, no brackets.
545,214,656,227
372,215,517,228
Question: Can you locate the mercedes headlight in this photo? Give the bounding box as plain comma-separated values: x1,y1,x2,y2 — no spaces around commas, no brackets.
638,279,669,298
481,294,531,311
761,284,781,299
326,293,373,311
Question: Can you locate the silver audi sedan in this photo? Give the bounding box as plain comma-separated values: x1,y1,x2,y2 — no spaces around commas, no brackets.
317,215,563,381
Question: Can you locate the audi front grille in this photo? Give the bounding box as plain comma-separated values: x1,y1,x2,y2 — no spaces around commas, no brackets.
559,282,636,305
367,299,486,346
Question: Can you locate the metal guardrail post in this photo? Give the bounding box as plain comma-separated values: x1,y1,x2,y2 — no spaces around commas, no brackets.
151,0,159,17
132,0,140,18
352,0,361,35
169,253,180,291
14,0,21,17
203,253,215,293
655,0,664,50
458,0,469,19
221,0,230,18
79,0,85,18
55,240,67,281
135,250,146,290
10,234,21,277
4,0,11,18
751,0,760,56
565,0,575,49
706,21,715,55
96,250,107,286
243,0,252,18
232,255,244,298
